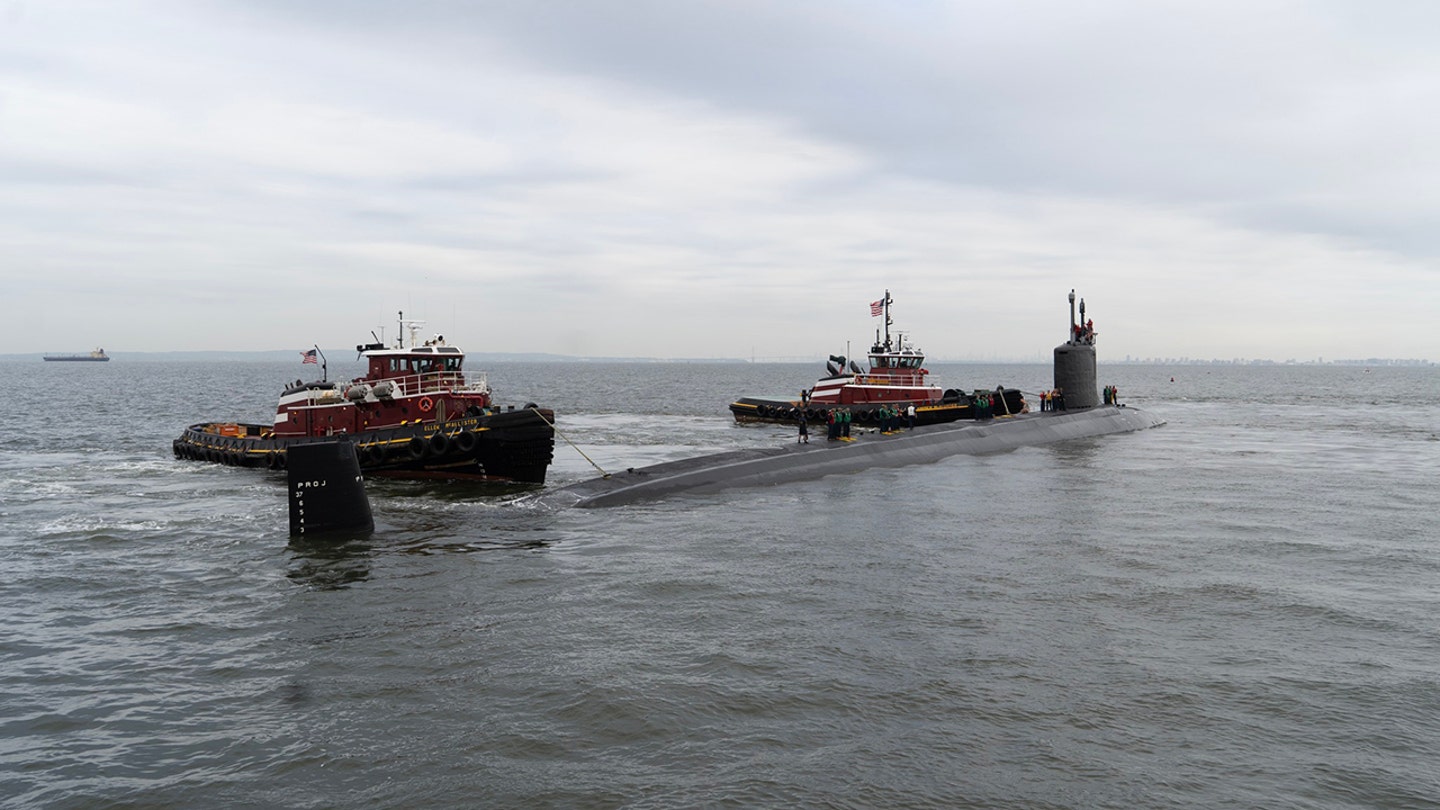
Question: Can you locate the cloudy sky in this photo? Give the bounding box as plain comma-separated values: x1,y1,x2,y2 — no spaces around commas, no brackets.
4,0,1437,361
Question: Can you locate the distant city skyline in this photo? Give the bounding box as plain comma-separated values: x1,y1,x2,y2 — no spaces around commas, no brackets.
4,1,1438,362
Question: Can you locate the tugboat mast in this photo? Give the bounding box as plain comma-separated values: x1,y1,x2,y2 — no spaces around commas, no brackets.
874,289,894,352
395,310,426,349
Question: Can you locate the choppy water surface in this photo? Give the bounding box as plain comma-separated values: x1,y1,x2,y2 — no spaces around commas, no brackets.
2,359,1438,808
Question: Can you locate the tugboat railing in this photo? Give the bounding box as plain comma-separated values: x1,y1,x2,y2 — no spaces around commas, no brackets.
854,373,930,386
324,368,492,400
387,371,490,397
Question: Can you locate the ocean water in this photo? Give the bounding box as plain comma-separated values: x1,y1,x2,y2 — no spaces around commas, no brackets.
1,358,1438,809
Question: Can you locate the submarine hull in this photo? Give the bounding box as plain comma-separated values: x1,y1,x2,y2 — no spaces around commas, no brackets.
538,405,1164,509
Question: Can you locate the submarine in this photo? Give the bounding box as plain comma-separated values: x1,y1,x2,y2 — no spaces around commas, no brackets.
536,290,1164,509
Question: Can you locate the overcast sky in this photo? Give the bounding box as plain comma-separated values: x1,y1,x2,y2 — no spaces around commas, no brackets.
4,0,1437,361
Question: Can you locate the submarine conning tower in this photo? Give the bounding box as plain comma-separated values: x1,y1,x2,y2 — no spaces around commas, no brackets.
1053,289,1100,409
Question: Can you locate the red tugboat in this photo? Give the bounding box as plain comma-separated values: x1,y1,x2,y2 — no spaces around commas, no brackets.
729,291,1025,427
173,313,555,483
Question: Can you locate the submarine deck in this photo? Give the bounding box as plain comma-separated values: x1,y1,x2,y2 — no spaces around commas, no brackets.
535,405,1164,509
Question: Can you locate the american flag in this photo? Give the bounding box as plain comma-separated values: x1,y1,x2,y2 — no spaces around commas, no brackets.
870,300,884,317
300,349,318,364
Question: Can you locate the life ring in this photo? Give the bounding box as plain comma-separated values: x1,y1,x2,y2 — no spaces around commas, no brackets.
418,396,434,412
455,430,478,452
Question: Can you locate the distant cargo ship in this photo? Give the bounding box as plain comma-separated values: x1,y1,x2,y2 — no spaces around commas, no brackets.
44,348,109,362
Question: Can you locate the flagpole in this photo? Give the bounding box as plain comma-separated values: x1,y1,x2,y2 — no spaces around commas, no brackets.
314,344,327,382
875,288,887,348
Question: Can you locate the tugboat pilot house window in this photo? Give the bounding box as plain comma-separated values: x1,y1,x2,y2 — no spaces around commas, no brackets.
388,357,462,373
873,356,923,369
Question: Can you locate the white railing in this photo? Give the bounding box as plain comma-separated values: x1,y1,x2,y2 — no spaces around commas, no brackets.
855,373,928,386
325,371,492,403
383,371,490,397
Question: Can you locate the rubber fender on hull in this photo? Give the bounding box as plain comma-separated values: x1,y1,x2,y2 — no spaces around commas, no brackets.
455,430,478,452
428,432,451,456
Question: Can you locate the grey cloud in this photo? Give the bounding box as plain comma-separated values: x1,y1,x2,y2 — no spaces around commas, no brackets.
246,0,1440,259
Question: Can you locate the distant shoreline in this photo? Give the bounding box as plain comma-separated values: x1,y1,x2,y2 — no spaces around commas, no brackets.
3,352,1432,366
